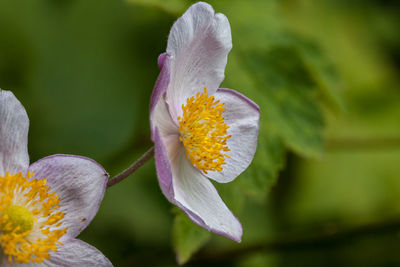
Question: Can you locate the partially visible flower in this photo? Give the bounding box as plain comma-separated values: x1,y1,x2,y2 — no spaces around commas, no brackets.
150,2,260,242
0,90,112,266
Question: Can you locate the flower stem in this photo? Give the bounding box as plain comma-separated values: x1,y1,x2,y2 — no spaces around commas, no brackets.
107,146,154,188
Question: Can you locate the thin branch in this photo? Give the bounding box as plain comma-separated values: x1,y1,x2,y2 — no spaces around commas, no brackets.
194,218,400,261
107,146,154,188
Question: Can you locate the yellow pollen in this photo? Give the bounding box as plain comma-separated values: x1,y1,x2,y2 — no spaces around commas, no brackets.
2,206,34,234
177,88,231,174
0,172,67,264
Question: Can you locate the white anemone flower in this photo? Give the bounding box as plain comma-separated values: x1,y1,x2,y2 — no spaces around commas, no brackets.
0,90,112,266
150,2,260,242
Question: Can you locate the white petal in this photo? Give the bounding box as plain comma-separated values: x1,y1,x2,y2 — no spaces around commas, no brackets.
172,150,242,242
205,88,260,183
151,96,179,140
2,238,113,267
0,90,29,176
153,127,181,202
166,2,232,120
28,154,109,238
44,238,112,267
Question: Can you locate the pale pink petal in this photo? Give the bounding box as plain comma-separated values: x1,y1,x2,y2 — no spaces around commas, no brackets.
151,96,179,139
165,2,232,120
44,238,112,267
1,239,112,266
28,154,109,238
153,126,242,241
205,88,260,183
150,53,171,116
150,54,179,141
172,151,242,242
0,90,29,176
153,128,175,202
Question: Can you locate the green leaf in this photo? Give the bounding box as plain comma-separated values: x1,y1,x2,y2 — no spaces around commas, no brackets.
217,0,342,198
293,35,344,112
238,133,286,200
241,45,325,156
225,41,330,199
172,208,211,264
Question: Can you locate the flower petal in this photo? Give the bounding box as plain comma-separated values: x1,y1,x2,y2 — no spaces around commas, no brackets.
1,239,112,267
0,90,29,176
28,154,109,238
150,53,171,117
153,128,175,202
205,88,260,183
172,150,242,242
45,238,112,267
165,2,232,120
151,95,179,141
153,124,185,202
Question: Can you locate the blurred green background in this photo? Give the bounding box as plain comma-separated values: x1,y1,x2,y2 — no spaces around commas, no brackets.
1,0,400,266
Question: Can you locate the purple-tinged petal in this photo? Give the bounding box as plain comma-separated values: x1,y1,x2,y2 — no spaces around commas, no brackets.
150,96,179,142
28,154,109,238
172,151,242,242
150,54,175,141
1,238,112,267
165,2,232,120
205,88,260,183
0,90,29,176
45,238,112,267
150,54,171,116
157,52,167,69
153,127,180,202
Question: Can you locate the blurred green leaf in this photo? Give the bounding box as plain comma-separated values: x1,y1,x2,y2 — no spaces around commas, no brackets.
172,208,211,264
216,0,340,201
296,38,343,111
224,40,331,200
238,42,326,157
238,133,285,200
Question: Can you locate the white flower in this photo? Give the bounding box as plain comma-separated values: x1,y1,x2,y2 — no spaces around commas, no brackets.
150,2,260,242
0,90,112,266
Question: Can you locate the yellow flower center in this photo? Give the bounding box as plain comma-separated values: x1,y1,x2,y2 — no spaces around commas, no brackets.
0,172,67,264
177,88,231,174
2,206,34,234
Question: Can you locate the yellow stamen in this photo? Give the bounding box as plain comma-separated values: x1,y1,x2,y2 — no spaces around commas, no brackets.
177,88,231,174
0,172,67,263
